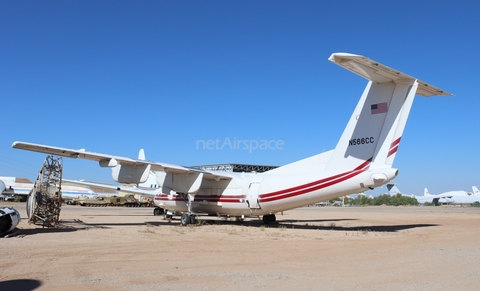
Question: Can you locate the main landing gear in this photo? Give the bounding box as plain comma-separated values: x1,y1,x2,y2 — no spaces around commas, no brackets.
178,193,197,226
180,213,196,226
153,207,164,216
154,207,172,220
262,214,276,224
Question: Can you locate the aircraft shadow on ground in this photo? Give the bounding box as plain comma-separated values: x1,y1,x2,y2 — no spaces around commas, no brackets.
277,222,439,232
142,218,439,232
12,218,440,235
80,214,154,217
0,279,42,291
12,219,111,236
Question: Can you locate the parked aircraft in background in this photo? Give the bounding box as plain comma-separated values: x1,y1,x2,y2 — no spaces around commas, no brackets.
61,151,165,206
424,188,471,197
473,186,480,196
0,176,98,201
12,52,452,226
382,183,480,206
423,187,480,205
386,183,403,196
0,180,5,196
62,170,162,205
384,183,428,203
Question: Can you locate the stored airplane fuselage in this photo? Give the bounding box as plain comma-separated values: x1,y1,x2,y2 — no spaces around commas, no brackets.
154,163,398,217
1,182,97,200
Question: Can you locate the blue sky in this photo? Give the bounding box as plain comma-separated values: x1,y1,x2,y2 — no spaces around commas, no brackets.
1,1,479,196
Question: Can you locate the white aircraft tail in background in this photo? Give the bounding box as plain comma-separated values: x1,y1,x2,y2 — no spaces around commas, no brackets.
424,188,432,196
386,183,402,196
12,52,452,225
472,186,480,196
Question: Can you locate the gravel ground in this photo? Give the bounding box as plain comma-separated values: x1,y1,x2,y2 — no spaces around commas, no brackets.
1,202,479,291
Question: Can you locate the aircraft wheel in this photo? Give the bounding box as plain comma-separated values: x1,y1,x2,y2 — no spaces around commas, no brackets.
153,207,164,216
189,214,196,225
263,214,276,224
181,213,189,226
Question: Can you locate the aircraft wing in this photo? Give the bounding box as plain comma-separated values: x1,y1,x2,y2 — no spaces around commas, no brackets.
12,141,233,182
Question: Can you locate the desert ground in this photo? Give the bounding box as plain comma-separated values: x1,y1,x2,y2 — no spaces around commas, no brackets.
1,202,479,291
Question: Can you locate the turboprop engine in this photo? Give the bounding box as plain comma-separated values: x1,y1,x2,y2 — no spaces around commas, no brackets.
0,207,20,236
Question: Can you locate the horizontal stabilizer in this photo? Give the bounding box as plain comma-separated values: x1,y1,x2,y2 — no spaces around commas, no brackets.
329,53,453,97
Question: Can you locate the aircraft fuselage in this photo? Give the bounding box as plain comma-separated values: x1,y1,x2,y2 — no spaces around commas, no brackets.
154,165,398,217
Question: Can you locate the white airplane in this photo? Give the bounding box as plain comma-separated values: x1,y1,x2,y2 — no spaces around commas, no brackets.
61,151,165,206
0,176,98,201
384,183,437,205
414,187,478,205
11,52,452,226
422,187,480,205
62,172,163,199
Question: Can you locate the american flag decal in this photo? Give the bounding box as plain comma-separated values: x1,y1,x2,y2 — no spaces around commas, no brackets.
371,102,388,114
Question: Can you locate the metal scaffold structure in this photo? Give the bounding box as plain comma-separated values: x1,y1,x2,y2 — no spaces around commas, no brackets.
26,155,63,227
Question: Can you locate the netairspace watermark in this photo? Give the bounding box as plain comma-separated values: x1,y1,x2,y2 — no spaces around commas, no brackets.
196,137,284,153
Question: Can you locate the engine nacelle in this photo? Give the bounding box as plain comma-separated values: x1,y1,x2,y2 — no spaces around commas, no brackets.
111,164,151,184
0,207,20,236
360,168,398,189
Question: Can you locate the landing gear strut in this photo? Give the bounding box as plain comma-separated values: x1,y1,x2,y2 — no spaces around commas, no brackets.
179,193,197,226
163,212,173,220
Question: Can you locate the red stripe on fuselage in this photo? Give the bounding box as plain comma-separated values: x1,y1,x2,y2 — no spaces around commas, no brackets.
260,167,368,203
259,158,371,199
154,194,245,203
154,158,372,205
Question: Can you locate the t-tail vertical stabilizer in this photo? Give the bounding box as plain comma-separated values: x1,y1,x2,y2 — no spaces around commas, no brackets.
472,186,480,196
326,53,452,180
424,188,431,196
387,183,402,196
